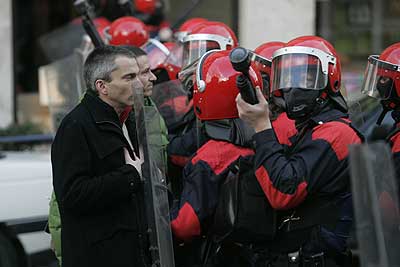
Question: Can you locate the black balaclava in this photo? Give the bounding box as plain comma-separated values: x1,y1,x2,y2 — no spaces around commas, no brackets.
283,88,324,120
377,77,400,125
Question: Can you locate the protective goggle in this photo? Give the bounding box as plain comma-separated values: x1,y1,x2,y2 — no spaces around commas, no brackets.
181,34,234,68
141,39,170,70
361,55,400,100
271,46,337,91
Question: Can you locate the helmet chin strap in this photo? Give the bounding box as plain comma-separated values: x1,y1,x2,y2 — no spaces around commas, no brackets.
376,108,389,126
391,110,400,123
294,91,330,129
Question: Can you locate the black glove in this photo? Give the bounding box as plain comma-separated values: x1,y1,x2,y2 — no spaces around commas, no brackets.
119,164,143,193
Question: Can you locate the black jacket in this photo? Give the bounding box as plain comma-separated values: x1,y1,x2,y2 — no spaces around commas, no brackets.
51,92,149,267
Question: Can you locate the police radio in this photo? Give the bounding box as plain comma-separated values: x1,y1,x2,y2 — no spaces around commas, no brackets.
74,0,105,48
229,47,259,105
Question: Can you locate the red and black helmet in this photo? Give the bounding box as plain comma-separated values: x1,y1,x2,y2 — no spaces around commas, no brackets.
362,42,400,109
271,35,341,94
143,40,182,82
193,50,263,121
134,0,158,15
181,21,238,69
93,17,111,40
175,17,208,42
253,41,285,76
107,16,149,47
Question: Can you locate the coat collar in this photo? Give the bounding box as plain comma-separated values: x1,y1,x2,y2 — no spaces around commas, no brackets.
309,108,349,125
81,90,122,126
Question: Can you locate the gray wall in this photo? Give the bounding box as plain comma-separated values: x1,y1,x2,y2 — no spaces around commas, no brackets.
167,0,235,33
239,0,316,49
0,0,13,127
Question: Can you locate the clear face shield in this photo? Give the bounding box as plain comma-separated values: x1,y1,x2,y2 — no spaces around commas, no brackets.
272,57,327,93
270,46,337,119
177,57,201,96
361,55,399,100
164,42,183,68
142,39,170,70
271,46,336,92
181,33,233,68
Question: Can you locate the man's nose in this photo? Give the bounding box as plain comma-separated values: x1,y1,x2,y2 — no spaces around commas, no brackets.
150,71,157,81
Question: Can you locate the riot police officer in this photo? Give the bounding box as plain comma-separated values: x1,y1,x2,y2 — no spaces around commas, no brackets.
236,36,363,266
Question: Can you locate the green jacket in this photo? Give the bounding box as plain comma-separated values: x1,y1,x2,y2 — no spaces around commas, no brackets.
47,97,168,266
48,191,62,265
144,96,169,173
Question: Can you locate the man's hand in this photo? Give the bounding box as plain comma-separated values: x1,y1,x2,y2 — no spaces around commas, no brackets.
236,86,272,132
123,148,144,193
124,147,143,176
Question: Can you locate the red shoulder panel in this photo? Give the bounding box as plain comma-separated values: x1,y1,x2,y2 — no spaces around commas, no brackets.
272,112,297,145
191,140,254,175
390,131,400,153
312,121,362,161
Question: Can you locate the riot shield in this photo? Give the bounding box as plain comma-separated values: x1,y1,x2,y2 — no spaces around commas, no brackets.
38,22,85,62
150,79,192,130
349,141,400,267
38,50,86,131
132,88,175,267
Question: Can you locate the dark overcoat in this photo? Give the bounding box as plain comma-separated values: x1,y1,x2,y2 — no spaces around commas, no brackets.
51,92,149,267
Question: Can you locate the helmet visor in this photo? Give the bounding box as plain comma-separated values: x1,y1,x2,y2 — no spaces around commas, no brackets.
142,39,169,70
272,54,328,91
361,55,397,100
164,43,183,67
182,40,220,68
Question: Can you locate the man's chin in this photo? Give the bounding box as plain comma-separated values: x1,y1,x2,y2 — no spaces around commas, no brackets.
144,89,153,97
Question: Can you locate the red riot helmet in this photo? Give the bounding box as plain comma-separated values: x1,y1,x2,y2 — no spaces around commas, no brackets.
362,43,400,109
252,41,285,99
144,41,182,83
93,17,111,40
134,0,158,15
142,39,170,68
271,36,341,93
271,36,345,119
193,50,263,121
253,41,285,76
175,17,208,43
361,42,400,124
181,21,238,69
107,16,149,47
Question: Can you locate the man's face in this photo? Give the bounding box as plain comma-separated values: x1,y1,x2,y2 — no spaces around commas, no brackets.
136,55,157,97
103,56,143,109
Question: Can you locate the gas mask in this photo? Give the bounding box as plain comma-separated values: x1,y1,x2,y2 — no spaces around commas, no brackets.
283,88,322,120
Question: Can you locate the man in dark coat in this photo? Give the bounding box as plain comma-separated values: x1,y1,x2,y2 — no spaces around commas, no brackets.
51,45,149,267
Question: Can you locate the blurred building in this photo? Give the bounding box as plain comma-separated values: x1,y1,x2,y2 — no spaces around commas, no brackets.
0,0,399,130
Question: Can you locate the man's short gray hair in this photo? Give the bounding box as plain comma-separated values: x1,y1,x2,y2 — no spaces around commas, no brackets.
83,45,136,92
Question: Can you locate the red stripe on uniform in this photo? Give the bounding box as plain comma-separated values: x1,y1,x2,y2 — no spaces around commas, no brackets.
390,132,400,153
255,166,308,210
191,140,254,175
312,121,361,161
171,202,201,241
170,155,190,167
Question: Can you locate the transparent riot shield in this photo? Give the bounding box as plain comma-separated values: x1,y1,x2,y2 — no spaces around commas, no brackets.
38,50,86,131
349,141,400,267
133,88,175,267
39,22,86,62
150,80,192,130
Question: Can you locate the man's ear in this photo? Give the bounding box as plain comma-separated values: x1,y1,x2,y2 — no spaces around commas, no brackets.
95,79,108,95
